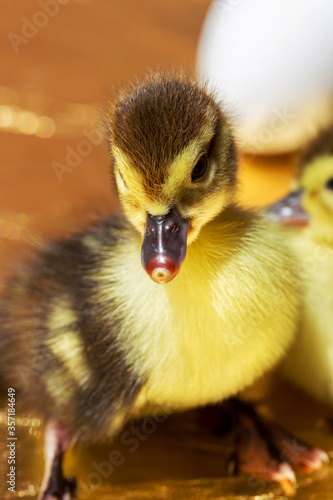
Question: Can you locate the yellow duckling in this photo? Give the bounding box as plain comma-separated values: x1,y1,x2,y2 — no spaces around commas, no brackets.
269,124,333,403
1,72,303,499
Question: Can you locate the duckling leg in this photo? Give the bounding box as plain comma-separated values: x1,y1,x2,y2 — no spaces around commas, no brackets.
268,422,329,472
225,399,328,485
199,401,295,487
38,419,76,500
223,399,297,489
200,398,328,491
229,400,328,474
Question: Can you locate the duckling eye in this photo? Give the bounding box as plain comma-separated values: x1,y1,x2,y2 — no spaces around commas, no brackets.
191,154,208,182
325,177,333,190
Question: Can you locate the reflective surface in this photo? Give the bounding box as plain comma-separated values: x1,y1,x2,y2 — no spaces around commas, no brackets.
1,376,333,499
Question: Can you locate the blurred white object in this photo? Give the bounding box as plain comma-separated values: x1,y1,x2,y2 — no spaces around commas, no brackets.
197,0,333,154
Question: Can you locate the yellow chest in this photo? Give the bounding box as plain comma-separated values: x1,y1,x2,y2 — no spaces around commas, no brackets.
100,226,297,414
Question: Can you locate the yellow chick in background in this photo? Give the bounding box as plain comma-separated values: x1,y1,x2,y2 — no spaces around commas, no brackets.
0,72,313,499
269,124,333,404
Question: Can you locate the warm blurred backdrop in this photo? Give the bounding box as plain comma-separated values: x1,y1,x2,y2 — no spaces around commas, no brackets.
0,0,297,269
0,2,332,499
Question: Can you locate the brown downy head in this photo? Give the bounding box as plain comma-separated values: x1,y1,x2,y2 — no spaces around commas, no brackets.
104,72,238,283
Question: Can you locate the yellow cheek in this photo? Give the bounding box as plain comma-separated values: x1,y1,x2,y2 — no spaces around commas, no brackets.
186,191,232,244
120,197,146,233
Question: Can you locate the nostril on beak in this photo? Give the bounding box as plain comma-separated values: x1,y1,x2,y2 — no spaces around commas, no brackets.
168,224,178,234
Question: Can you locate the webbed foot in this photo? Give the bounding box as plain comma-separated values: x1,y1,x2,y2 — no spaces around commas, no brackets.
200,398,329,495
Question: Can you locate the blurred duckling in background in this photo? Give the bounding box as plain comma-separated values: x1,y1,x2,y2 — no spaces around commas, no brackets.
269,124,333,404
0,72,318,499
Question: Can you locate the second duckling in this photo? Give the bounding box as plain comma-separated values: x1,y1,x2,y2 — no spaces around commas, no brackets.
269,124,333,404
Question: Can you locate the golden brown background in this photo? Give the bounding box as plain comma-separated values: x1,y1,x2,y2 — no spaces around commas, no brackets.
0,1,333,499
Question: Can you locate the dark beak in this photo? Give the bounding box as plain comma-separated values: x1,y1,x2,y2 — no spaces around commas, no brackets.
266,190,309,227
141,206,189,284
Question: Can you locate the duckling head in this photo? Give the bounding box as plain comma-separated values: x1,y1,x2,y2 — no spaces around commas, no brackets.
299,156,333,241
268,124,333,243
105,73,237,283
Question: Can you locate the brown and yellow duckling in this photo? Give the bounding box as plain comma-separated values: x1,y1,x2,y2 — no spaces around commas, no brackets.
0,72,317,499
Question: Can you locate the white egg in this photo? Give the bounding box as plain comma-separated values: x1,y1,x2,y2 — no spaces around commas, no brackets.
197,0,333,154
